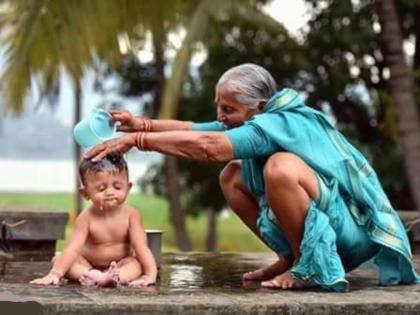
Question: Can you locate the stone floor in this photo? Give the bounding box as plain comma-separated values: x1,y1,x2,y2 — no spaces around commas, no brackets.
1,252,420,315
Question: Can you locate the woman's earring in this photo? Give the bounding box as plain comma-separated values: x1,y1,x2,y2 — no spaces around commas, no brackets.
258,100,267,111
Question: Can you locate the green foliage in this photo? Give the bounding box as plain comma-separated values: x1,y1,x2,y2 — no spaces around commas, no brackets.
0,192,268,252
106,0,295,218
171,2,312,216
0,0,190,113
302,0,416,208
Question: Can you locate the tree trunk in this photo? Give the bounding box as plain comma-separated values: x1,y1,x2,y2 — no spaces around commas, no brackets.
155,0,211,251
206,209,218,252
375,0,420,211
151,20,165,118
74,81,83,214
414,6,420,73
164,156,191,251
151,27,192,251
0,102,3,135
158,0,214,119
413,5,420,90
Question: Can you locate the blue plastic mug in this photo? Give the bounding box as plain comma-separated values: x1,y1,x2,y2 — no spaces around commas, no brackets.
73,109,116,148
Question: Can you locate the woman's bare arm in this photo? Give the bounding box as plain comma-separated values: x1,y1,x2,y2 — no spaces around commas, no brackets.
145,131,234,162
145,119,194,132
86,131,235,163
110,109,194,132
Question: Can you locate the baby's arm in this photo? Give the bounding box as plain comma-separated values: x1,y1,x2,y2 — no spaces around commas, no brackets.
30,213,89,285
128,209,158,286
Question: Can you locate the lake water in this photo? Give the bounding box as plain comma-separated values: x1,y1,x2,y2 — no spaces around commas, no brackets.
0,158,149,192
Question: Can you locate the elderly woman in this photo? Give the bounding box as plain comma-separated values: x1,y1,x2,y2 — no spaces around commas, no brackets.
86,63,419,291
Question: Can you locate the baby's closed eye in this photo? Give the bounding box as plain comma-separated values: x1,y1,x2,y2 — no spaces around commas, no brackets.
96,185,106,192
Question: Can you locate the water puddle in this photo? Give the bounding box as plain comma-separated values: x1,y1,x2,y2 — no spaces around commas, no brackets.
0,253,278,295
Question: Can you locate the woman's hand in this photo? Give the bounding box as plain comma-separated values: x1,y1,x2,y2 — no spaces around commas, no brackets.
109,109,148,132
84,134,137,162
30,273,60,286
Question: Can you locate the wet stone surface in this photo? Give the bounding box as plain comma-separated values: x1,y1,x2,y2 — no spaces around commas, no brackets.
1,252,420,314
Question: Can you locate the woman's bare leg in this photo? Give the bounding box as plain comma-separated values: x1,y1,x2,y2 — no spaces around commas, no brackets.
261,152,319,289
219,161,292,280
219,161,260,236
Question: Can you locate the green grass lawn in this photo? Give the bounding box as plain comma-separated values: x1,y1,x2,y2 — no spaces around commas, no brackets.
0,192,268,252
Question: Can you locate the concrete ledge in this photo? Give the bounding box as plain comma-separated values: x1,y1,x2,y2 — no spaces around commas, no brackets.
0,207,68,240
398,211,420,253
1,252,420,315
398,210,420,231
0,207,68,261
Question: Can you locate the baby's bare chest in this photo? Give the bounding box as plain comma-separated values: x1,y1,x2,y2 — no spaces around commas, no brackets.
88,215,130,243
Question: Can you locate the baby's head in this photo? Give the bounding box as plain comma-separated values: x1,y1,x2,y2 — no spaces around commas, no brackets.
79,153,131,211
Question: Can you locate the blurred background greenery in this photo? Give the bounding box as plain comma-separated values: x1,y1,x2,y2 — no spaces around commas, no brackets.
0,0,419,252
0,192,268,252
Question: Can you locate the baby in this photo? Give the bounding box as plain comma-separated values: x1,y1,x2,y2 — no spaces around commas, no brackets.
30,153,157,287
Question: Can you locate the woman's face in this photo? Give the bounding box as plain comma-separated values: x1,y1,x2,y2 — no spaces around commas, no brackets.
215,86,264,128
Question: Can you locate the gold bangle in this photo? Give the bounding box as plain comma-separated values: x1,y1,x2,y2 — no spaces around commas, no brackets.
136,132,148,151
144,118,152,132
136,132,142,150
148,118,153,132
50,269,63,278
144,118,149,132
139,117,152,132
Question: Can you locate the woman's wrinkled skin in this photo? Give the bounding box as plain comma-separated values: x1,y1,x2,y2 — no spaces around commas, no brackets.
85,79,319,290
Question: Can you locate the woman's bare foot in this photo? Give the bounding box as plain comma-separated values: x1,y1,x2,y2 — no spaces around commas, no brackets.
261,269,311,289
79,261,120,287
242,257,292,281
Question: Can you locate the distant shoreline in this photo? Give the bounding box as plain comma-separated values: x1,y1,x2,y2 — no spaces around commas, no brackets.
0,158,151,192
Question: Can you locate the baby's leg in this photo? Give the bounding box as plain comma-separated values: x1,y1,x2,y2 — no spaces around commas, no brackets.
117,256,142,284
81,261,119,287
54,254,92,283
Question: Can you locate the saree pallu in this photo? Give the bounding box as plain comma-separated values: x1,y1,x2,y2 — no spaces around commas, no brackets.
193,88,419,291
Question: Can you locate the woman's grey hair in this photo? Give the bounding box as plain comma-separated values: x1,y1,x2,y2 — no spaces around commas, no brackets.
216,63,277,108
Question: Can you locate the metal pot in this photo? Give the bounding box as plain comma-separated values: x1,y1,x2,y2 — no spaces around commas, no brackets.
146,230,163,267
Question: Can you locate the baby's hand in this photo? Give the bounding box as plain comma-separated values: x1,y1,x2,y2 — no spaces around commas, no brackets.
30,273,60,286
128,275,156,287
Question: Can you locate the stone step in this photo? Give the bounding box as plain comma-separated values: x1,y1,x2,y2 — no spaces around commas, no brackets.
0,253,419,315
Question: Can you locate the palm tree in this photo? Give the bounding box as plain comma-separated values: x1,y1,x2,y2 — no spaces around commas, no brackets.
0,0,197,250
0,0,145,213
159,0,290,250
1,0,289,251
374,0,420,211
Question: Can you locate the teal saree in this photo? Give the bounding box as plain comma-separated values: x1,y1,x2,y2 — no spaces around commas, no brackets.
193,88,419,291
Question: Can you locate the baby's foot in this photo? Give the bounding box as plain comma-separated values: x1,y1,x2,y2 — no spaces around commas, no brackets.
79,262,120,287
242,258,291,281
261,269,311,290
97,261,120,287
79,269,103,287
